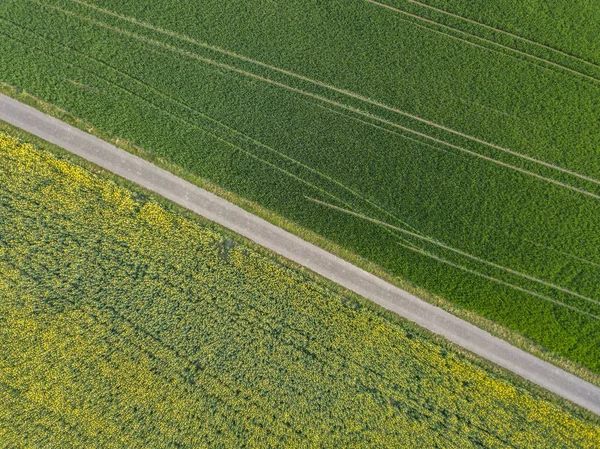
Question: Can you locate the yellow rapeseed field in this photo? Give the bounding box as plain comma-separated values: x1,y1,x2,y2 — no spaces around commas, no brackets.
1,131,599,448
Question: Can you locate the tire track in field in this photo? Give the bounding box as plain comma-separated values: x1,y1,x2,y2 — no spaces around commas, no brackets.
306,197,600,314
313,198,600,320
407,0,600,71
307,97,488,255
63,0,600,189
304,98,600,270
2,15,424,252
365,0,600,86
308,100,466,159
522,238,600,270
2,22,353,219
396,241,600,321
0,2,464,232
0,20,348,202
455,97,530,124
306,96,600,200
367,0,600,85
64,0,525,77
53,6,600,259
32,1,600,201
9,4,423,238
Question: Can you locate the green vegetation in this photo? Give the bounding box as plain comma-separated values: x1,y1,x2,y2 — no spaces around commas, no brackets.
413,0,600,65
0,0,599,374
2,130,600,447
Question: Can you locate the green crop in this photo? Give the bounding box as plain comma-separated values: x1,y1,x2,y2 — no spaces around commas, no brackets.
0,0,599,373
406,0,600,66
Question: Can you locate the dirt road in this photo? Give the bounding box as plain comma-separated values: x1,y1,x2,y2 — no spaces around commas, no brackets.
1,93,598,415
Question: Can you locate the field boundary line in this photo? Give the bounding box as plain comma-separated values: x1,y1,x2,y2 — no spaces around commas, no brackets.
62,0,600,188
407,0,600,70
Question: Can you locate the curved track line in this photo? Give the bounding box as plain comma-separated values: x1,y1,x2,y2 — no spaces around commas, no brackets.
306,197,600,308
309,100,466,159
407,0,600,70
522,238,600,270
306,101,600,200
0,25,355,216
455,96,527,122
64,0,600,187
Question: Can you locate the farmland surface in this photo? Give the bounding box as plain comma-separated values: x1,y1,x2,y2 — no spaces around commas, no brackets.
2,130,600,447
0,0,599,374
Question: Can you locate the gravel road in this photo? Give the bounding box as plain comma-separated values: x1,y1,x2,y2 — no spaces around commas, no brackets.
1,93,599,415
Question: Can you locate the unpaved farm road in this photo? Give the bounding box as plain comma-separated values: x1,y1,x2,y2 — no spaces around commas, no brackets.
1,93,599,416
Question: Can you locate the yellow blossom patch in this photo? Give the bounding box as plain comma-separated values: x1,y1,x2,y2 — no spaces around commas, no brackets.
1,131,599,447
